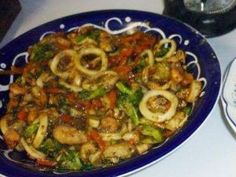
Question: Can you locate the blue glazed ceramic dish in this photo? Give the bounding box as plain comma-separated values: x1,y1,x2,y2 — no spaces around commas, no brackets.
0,10,221,177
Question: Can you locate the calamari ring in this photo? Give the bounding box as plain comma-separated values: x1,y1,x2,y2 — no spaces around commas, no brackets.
59,74,82,92
139,90,178,122
154,39,177,62
75,47,108,75
21,138,46,159
140,49,154,66
50,49,78,79
82,71,118,91
32,113,48,148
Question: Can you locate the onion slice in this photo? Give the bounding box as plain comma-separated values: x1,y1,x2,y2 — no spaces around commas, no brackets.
75,47,108,75
0,117,8,135
32,113,48,148
139,90,178,122
186,80,202,102
82,71,118,91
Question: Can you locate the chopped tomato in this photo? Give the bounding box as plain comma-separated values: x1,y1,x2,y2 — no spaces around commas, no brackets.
17,109,28,121
39,89,47,106
120,32,142,44
11,66,24,74
88,130,106,151
162,129,174,138
109,48,133,66
60,114,72,123
181,72,194,86
44,87,64,94
107,90,117,109
36,158,57,167
23,61,48,74
55,37,71,49
120,48,133,58
0,66,24,75
113,65,131,79
67,93,76,104
120,32,156,55
7,99,18,109
128,138,136,145
82,101,92,110
109,55,120,66
91,99,102,109
23,63,34,73
9,83,26,95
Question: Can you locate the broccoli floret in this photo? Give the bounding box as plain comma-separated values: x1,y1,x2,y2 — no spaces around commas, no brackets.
24,122,39,138
31,43,55,62
141,125,163,143
87,30,100,41
155,45,170,58
78,90,90,100
58,150,82,170
133,58,146,73
58,96,70,114
76,35,86,43
116,82,133,95
116,82,143,125
130,88,143,106
88,87,106,100
80,163,94,171
182,105,192,115
122,102,139,126
76,30,100,43
40,138,62,157
78,87,106,100
116,82,143,106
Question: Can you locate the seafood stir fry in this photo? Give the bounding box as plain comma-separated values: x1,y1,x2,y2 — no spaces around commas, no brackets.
0,27,202,171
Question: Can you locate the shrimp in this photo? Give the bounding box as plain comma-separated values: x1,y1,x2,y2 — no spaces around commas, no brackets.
171,67,184,83
27,109,38,123
100,117,119,133
122,132,140,144
99,31,114,52
103,143,134,160
4,129,20,149
36,72,51,88
53,125,87,145
56,36,71,49
31,86,47,106
9,83,26,95
80,142,97,162
167,49,186,63
164,112,187,131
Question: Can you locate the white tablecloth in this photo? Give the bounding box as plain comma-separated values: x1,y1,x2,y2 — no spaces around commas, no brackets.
1,1,236,177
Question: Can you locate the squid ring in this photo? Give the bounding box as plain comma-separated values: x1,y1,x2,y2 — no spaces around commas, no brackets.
21,138,46,159
50,49,78,79
140,49,154,66
75,47,108,75
154,39,177,62
82,71,118,91
139,90,178,122
59,74,82,92
32,113,48,148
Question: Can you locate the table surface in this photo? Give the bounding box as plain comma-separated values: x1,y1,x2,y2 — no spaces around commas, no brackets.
0,1,236,177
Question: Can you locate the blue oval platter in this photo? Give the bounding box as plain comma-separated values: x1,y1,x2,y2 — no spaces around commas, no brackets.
0,10,221,177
